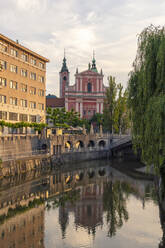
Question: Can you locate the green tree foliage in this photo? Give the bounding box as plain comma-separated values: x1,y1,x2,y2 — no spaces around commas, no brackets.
0,120,46,131
103,181,129,237
47,107,83,128
128,25,165,171
103,76,129,133
103,76,117,132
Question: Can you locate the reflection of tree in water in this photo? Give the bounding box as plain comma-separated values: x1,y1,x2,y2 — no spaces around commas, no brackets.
59,206,69,239
46,189,80,239
103,181,137,237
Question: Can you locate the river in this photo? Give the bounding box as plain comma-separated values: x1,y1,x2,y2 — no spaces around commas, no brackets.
0,159,163,248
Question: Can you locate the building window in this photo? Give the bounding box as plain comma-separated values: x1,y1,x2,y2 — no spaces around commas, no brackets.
30,101,36,109
9,112,18,121
20,99,27,108
30,58,36,65
0,42,7,52
38,89,44,96
30,72,36,80
10,97,17,106
10,64,17,73
10,48,18,57
0,111,7,120
0,77,7,87
19,114,28,122
21,53,28,62
21,69,27,77
87,82,92,92
38,103,44,110
0,60,7,70
21,83,27,92
0,95,6,104
30,87,36,95
38,75,44,83
39,62,44,69
10,81,18,89
29,115,36,122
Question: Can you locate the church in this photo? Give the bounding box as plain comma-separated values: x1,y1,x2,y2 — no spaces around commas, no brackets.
47,55,107,119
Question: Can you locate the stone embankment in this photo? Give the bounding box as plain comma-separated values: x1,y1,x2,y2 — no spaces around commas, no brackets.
0,155,52,178
0,133,132,178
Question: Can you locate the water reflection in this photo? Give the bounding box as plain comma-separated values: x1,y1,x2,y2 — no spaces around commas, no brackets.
0,159,162,248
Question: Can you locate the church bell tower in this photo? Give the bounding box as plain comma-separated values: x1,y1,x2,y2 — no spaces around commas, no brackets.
59,53,69,98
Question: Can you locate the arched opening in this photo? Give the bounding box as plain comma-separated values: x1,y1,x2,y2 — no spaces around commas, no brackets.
75,172,84,181
87,82,92,92
87,171,95,178
75,140,84,150
98,140,106,148
65,141,73,151
42,144,47,150
98,169,106,176
88,140,95,148
65,175,72,184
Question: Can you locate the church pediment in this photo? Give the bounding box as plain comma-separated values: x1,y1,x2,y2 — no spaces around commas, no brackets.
78,70,100,76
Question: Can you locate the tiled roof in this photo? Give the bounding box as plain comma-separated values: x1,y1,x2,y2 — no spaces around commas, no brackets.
46,97,65,108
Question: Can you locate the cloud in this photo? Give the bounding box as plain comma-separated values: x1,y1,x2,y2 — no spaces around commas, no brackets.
0,0,165,95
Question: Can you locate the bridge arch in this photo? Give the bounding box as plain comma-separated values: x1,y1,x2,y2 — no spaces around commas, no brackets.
65,141,73,151
75,140,84,150
98,140,106,148
88,140,95,148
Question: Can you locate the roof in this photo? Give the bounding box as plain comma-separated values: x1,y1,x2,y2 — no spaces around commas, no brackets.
46,94,57,99
0,33,49,62
77,69,101,76
46,97,65,108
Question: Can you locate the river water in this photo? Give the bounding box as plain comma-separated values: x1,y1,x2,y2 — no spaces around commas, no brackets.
0,159,163,248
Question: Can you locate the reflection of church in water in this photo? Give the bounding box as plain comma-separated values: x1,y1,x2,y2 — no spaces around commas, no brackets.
59,182,104,239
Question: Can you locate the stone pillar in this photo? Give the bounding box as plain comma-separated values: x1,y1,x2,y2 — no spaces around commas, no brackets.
80,102,83,118
83,124,86,135
90,123,94,135
100,125,103,137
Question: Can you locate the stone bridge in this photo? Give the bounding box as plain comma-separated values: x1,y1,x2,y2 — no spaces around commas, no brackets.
49,133,111,156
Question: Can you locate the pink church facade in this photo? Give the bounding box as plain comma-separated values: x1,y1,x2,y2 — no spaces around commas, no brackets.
59,56,107,119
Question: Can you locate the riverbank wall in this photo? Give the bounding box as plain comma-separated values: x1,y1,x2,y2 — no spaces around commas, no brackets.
0,155,52,178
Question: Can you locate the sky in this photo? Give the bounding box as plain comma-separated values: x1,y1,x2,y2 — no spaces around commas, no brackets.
0,0,165,96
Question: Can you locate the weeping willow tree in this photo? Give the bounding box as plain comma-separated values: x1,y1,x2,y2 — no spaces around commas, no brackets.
128,25,165,172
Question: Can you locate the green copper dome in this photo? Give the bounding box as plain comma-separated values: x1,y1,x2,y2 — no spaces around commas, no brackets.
61,56,69,73
91,54,98,72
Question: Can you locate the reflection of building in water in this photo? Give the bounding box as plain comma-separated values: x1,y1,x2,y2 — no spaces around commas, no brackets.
0,205,45,248
75,184,103,233
0,176,49,216
58,183,104,238
59,207,69,239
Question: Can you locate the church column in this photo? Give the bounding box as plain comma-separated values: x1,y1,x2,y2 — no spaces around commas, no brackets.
80,78,82,92
97,79,99,92
100,102,103,113
65,98,68,111
80,102,83,118
100,79,103,92
97,102,99,113
76,101,79,112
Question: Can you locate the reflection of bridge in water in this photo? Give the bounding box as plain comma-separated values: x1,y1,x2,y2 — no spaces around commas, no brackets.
0,159,154,246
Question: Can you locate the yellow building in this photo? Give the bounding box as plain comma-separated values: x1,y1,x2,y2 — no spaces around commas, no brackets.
0,33,49,133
